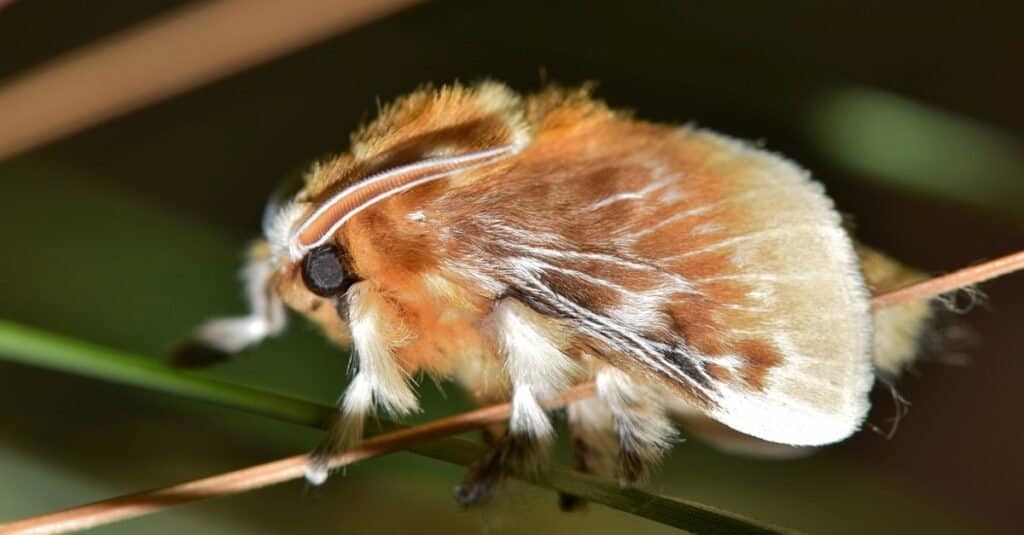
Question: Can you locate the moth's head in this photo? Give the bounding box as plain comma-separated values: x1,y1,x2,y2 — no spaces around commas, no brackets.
257,82,532,325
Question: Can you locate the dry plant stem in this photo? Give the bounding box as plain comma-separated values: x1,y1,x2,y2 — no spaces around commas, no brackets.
870,249,1024,309
4,249,1023,534
0,0,421,161
0,384,596,535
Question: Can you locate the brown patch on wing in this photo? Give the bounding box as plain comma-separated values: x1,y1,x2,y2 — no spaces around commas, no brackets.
733,339,783,390
664,275,782,391
706,362,734,382
536,269,623,315
670,303,729,357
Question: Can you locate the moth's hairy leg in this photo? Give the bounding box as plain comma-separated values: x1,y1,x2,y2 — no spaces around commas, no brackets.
560,395,618,511
453,403,510,505
597,368,677,485
454,430,548,506
450,354,514,504
455,298,579,506
306,282,419,485
305,375,372,484
171,241,285,367
454,382,556,506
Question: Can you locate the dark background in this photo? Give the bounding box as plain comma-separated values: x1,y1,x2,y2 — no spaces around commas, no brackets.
1,1,1022,533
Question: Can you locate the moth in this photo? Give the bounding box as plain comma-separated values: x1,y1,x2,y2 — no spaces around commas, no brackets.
180,82,932,505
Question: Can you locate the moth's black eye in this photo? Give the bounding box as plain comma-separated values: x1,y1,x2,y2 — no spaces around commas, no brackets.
301,245,355,297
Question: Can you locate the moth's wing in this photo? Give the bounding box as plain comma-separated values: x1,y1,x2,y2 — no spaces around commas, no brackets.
445,123,874,446
666,396,817,459
645,129,875,445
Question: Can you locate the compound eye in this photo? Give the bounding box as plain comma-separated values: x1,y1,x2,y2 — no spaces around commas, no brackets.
301,244,355,297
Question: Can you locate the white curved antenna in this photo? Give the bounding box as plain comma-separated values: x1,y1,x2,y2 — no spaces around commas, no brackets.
288,145,519,259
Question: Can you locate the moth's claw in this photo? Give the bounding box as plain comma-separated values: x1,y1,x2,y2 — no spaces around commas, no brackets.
558,492,587,512
168,341,232,368
304,458,330,486
453,479,497,506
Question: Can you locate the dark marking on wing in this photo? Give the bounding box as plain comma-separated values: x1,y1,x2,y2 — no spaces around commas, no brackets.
506,276,716,406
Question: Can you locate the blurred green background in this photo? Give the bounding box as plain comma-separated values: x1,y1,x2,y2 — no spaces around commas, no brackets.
1,1,1022,533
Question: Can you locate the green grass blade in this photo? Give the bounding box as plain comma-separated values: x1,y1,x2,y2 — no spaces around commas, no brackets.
807,86,1024,223
0,318,795,534
0,319,332,427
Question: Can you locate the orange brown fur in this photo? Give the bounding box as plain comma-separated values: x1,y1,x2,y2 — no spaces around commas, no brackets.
285,83,790,399
251,82,885,493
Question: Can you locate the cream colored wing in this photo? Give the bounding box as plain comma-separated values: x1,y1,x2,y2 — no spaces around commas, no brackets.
664,130,874,445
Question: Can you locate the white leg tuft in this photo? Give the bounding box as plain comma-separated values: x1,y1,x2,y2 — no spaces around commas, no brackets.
304,463,329,486
510,385,554,439
488,299,579,438
346,283,419,415
306,282,419,484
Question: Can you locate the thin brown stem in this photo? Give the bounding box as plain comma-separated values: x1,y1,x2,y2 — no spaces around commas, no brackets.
0,0,420,161
0,383,595,535
870,249,1024,309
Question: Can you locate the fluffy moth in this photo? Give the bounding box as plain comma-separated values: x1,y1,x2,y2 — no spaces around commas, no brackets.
180,82,932,505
